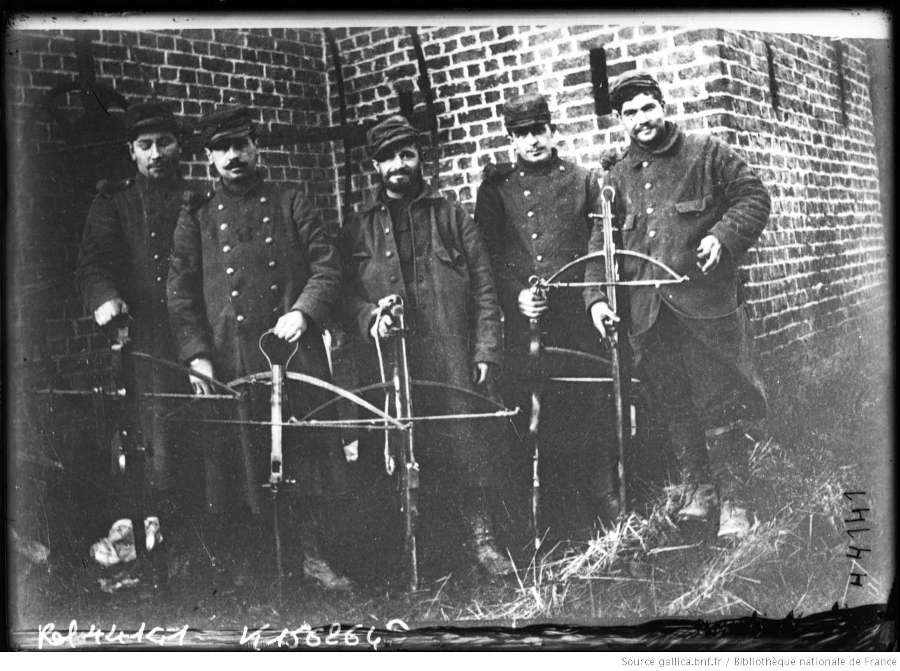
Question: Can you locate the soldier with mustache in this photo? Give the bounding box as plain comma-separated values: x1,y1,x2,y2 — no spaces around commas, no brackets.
167,105,352,589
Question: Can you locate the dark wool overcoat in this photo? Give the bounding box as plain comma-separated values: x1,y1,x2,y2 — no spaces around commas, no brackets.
167,174,347,504
75,173,192,491
340,183,503,486
584,123,770,418
475,151,603,354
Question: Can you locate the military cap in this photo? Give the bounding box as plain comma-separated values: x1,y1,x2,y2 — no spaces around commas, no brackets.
124,100,179,140
501,93,552,130
367,114,419,161
199,105,256,147
608,71,664,111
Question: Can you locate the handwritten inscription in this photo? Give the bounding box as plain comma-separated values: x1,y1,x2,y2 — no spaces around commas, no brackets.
38,621,189,649
843,491,871,588
241,618,409,651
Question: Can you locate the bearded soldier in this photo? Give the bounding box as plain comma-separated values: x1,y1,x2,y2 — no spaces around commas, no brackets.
341,115,514,577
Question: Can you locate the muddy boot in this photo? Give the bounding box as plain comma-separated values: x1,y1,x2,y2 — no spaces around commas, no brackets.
669,421,720,536
707,424,753,541
597,452,622,523
460,489,515,577
295,502,352,591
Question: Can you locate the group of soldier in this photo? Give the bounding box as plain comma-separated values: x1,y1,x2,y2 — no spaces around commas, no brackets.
74,70,770,591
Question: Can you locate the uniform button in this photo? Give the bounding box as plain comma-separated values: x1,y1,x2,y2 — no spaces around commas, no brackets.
153,254,160,260
156,276,163,282
644,183,652,190
226,267,235,275
386,251,393,257
646,207,654,215
270,284,278,291
265,237,273,244
524,190,531,197
268,260,276,268
520,172,525,177
527,211,534,218
390,275,398,283
263,216,271,223
220,223,228,230
642,161,649,168
223,245,231,253
260,197,267,203
649,230,657,238
559,165,565,171
531,233,538,239
217,204,224,211
385,229,391,235
536,255,544,262
236,315,244,322
231,290,239,297
150,232,157,238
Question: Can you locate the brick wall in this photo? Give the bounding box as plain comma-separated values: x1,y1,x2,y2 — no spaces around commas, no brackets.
326,24,888,370
6,22,888,388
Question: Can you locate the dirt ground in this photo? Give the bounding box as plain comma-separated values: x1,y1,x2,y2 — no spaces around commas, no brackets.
7,318,893,649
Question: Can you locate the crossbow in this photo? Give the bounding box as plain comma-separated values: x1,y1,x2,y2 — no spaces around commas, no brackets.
523,185,688,552
34,306,518,594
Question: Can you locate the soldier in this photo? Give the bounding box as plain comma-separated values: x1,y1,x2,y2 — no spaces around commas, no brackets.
75,100,192,522
167,106,351,589
475,93,620,533
341,115,514,577
586,72,770,540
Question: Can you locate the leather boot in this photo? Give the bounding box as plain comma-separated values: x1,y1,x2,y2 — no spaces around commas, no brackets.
459,489,515,577
295,501,352,591
707,424,754,541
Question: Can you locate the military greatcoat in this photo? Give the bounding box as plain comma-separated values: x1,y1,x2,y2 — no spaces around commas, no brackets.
584,122,770,421
167,173,347,505
75,173,192,491
341,184,503,487
475,151,616,517
475,150,603,353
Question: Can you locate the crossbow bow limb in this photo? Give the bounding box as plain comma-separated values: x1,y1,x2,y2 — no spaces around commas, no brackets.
524,185,689,551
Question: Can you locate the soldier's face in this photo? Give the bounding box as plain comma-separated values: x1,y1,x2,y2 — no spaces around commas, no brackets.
206,135,259,185
616,94,667,148
509,123,554,164
374,142,423,198
129,132,180,180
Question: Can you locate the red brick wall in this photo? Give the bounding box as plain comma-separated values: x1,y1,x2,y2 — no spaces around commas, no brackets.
326,24,888,369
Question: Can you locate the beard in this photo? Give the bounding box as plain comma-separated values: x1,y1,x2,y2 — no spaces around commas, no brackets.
384,169,423,197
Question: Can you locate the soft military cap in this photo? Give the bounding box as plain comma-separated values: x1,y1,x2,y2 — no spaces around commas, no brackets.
608,71,664,110
501,93,552,130
367,115,419,161
125,100,179,139
200,105,256,147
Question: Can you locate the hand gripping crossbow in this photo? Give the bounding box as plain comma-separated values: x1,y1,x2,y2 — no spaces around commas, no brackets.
524,185,688,552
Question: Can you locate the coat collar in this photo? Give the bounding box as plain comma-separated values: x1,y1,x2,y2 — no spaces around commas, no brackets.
624,122,682,169
359,179,443,214
515,148,562,174
215,171,264,199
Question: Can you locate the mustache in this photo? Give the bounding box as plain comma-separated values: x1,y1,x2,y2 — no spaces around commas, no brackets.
224,160,248,170
387,169,413,178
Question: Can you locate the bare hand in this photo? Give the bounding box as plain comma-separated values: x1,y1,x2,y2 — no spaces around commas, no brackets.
189,357,214,395
274,310,307,343
94,298,128,326
696,234,722,274
518,288,548,319
472,362,491,386
370,311,397,340
590,301,620,339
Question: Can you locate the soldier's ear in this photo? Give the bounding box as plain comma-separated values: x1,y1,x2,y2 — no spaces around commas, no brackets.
205,147,213,163
127,140,137,162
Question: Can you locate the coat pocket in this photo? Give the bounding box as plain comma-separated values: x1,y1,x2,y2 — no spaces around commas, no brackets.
434,242,466,269
675,196,712,215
